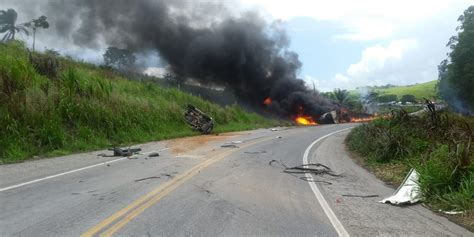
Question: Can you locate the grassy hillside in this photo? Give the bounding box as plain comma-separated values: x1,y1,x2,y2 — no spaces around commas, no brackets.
0,41,282,164
373,80,438,101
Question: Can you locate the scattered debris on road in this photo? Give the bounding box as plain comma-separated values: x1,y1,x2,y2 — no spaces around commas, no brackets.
269,160,342,182
148,152,160,157
442,210,465,215
134,176,161,182
284,163,342,177
244,151,267,154
183,104,214,134
299,176,333,184
342,194,379,198
276,136,282,139
113,147,142,156
380,168,421,205
98,147,142,157
221,144,239,148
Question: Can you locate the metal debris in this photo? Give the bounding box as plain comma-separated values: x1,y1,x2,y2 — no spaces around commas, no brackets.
98,147,142,157
299,176,333,184
283,163,342,177
244,151,267,154
342,194,379,198
269,160,342,179
183,104,214,134
221,144,239,148
134,176,160,182
379,168,421,205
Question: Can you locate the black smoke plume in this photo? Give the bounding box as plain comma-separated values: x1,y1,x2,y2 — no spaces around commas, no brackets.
27,0,336,118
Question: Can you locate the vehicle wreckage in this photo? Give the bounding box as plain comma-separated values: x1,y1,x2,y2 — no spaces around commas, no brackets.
183,104,215,134
318,109,352,124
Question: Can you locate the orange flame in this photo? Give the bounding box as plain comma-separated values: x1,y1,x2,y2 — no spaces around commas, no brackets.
294,115,317,125
350,114,390,123
263,97,272,106
350,117,375,123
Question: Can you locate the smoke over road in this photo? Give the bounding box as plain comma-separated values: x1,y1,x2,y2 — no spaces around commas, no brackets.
8,0,336,118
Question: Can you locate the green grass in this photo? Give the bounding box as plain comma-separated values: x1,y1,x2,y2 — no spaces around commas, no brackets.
374,81,438,101
0,41,283,164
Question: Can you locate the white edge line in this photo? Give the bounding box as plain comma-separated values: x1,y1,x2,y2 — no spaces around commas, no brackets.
0,157,128,192
0,146,177,192
303,127,353,237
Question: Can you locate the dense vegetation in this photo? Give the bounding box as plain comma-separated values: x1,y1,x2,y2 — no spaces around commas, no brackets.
0,41,281,163
347,109,473,226
439,6,474,114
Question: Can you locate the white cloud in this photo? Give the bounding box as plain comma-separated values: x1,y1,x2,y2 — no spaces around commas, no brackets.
316,39,423,91
239,0,470,41
347,39,418,78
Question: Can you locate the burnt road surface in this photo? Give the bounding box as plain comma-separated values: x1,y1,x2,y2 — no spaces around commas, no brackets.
0,124,470,236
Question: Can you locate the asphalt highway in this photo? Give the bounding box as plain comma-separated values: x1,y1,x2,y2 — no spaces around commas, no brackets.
0,124,470,236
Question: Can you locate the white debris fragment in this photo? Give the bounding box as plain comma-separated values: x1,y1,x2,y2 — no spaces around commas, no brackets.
442,210,464,215
379,168,421,205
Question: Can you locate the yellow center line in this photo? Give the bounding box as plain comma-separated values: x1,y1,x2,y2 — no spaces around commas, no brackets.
81,136,273,237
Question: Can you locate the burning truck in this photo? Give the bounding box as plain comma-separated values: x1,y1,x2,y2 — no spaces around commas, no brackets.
317,109,351,124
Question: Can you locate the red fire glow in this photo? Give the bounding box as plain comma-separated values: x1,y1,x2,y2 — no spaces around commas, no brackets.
263,97,272,106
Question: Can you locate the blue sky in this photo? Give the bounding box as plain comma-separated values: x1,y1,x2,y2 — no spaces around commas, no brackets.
286,17,368,87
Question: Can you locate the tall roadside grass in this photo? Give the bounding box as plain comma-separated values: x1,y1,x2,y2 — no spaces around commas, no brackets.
0,41,282,163
346,109,473,228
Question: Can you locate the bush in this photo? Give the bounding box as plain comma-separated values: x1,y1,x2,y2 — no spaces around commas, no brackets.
377,94,398,103
29,52,59,78
401,94,416,104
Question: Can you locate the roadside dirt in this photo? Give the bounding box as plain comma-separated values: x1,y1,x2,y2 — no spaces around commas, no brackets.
166,132,247,155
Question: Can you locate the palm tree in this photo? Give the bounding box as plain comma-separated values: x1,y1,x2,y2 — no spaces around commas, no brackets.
0,9,29,42
333,88,349,105
24,16,49,50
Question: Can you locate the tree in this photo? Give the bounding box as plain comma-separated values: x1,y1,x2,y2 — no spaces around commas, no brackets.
24,16,49,51
103,47,136,70
438,5,474,113
0,9,29,42
401,94,416,104
333,88,349,105
362,91,379,103
377,94,398,103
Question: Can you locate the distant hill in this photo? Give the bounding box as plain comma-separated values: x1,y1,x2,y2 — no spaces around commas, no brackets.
373,80,438,101
350,80,438,101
